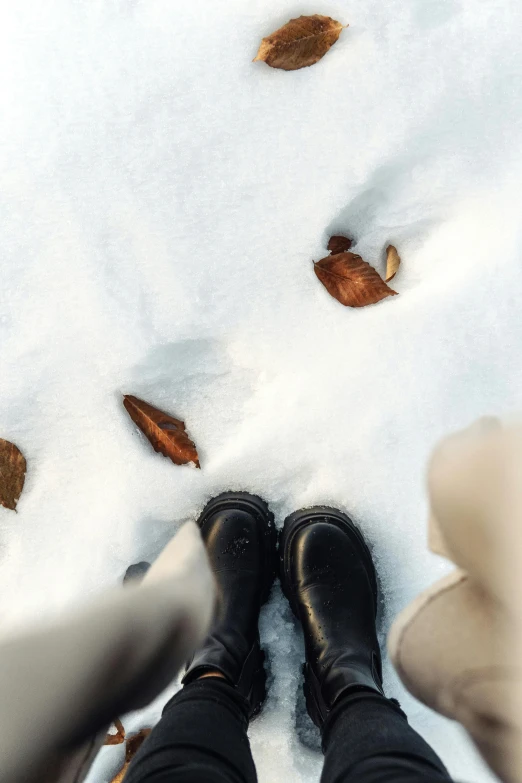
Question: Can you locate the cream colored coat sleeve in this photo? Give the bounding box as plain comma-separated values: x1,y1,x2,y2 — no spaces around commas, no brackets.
0,521,214,783
388,421,522,783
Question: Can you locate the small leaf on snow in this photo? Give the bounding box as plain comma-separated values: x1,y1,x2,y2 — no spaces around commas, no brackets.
328,235,353,255
385,245,401,282
123,396,200,468
105,719,125,746
125,729,152,762
110,766,127,783
314,252,398,308
253,15,346,71
0,438,26,511
109,729,152,783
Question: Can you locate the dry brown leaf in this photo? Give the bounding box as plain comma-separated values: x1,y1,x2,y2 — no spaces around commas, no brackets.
109,728,152,783
327,235,353,255
253,15,346,71
123,396,200,468
0,438,26,511
125,729,152,761
105,719,125,746
110,766,127,783
314,251,398,308
385,245,401,282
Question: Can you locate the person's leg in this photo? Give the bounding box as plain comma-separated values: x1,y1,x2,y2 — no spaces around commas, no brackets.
321,690,449,783
126,492,277,783
279,507,451,783
124,677,256,783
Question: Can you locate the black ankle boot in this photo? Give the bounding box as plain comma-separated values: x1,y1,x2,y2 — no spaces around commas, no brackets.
183,492,277,718
280,507,384,729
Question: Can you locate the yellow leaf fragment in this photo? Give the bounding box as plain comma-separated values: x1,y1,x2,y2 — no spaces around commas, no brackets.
385,245,401,283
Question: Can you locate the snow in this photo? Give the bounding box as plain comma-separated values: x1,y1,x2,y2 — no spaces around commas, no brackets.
1,0,521,780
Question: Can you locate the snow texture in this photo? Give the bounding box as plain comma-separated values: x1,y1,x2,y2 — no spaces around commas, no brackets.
0,0,520,780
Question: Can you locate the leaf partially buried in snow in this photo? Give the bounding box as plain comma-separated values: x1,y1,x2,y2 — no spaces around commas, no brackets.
385,245,401,282
105,719,125,746
314,252,398,308
327,235,353,255
123,396,200,468
0,438,26,511
253,15,346,71
108,728,152,783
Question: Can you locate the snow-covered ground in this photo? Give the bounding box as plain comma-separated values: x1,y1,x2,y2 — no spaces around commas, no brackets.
1,0,522,780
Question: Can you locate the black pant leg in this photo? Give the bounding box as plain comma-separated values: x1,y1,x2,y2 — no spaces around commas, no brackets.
321,691,451,783
124,678,257,783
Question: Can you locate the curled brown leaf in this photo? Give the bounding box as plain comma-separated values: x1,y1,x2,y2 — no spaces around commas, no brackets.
253,15,346,71
0,438,26,511
385,245,401,282
105,719,126,746
314,252,398,308
110,766,127,783
125,729,152,762
109,729,152,783
327,235,353,255
123,396,200,468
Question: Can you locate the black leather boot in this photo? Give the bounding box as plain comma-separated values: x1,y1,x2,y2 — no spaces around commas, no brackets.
183,492,277,718
280,507,384,729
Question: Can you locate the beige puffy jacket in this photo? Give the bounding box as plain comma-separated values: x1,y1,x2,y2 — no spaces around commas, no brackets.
0,521,214,783
389,420,522,783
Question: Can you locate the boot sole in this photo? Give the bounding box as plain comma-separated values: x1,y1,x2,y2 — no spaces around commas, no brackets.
279,506,379,619
197,491,278,607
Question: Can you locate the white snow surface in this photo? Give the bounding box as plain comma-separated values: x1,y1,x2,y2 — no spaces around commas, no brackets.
1,0,521,780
